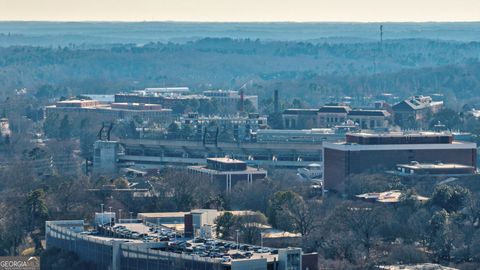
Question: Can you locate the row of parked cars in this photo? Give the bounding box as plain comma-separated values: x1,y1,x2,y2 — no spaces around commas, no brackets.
111,225,144,239
165,238,278,263
149,226,177,239
110,225,178,242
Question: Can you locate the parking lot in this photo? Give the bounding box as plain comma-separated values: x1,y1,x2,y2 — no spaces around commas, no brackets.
92,222,280,264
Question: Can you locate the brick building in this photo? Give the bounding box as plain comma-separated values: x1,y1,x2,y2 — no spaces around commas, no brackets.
46,99,173,124
282,105,390,129
282,109,319,129
317,105,351,127
392,95,443,128
323,132,477,192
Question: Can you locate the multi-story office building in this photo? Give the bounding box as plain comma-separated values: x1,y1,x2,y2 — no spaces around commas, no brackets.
392,95,443,128
282,109,320,129
45,99,173,124
282,105,390,130
188,158,267,192
317,105,351,127
347,109,391,129
114,92,211,114
323,132,477,192
115,88,257,115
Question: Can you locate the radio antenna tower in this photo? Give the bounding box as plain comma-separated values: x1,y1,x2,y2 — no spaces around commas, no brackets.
380,25,383,44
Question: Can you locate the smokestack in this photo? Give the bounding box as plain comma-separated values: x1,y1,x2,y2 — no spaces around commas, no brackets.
274,89,279,113
240,89,244,112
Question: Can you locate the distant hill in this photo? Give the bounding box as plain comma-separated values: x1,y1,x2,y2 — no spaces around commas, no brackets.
1,22,480,46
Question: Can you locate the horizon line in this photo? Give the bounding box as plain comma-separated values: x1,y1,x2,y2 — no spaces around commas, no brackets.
1,20,480,24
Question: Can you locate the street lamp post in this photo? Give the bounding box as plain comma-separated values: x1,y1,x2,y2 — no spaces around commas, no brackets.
260,233,263,248
193,225,196,241
157,218,160,241
109,207,112,227
236,229,240,250
174,221,177,243
100,203,104,227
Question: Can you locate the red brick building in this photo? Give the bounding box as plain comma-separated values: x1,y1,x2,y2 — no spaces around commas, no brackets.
323,132,477,192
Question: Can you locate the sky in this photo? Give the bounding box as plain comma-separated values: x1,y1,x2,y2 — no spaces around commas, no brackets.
1,0,480,22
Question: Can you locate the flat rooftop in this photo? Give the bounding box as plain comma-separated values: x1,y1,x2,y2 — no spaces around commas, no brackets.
257,128,335,134
189,165,267,174
345,132,454,145
138,212,188,219
350,131,451,138
57,99,90,103
47,103,172,112
397,163,474,170
207,157,246,164
55,219,286,265
356,190,429,203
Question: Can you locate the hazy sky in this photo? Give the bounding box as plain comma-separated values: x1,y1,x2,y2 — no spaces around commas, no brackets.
1,0,480,22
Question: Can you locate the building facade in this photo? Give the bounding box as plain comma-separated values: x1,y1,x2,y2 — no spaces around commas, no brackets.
282,105,390,130
46,100,173,124
188,158,267,192
392,95,443,128
347,109,391,129
317,106,351,127
323,132,477,192
282,109,319,129
114,93,211,114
